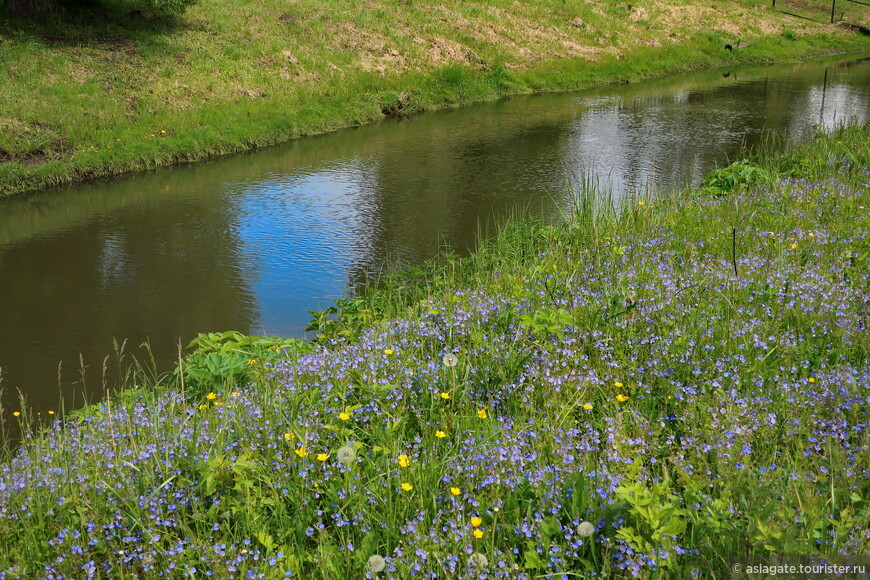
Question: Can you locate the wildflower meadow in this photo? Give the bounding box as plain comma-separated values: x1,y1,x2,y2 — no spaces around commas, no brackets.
0,124,868,578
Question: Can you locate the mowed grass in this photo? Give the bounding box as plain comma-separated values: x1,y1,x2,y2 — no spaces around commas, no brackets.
1,0,869,196
0,124,868,577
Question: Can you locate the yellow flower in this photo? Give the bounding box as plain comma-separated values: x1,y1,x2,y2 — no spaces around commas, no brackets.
283,432,294,441
583,403,593,411
808,232,815,237
808,377,815,383
614,381,623,388
450,487,461,496
616,394,629,403
198,404,208,410
295,447,308,458
638,201,645,206
213,401,223,407
476,409,487,419
473,529,484,539
231,391,241,397
247,359,258,365
791,243,798,249
471,516,482,527
48,410,55,415
401,482,413,491
339,412,351,421
316,453,329,462
398,454,411,468
12,411,20,417
160,130,166,134
384,349,394,355
206,392,217,400
440,392,450,400
435,430,447,438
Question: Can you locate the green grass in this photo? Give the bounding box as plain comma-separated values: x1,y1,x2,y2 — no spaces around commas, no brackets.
1,123,868,577
1,0,868,196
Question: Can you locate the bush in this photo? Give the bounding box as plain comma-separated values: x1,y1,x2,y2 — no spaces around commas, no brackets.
699,159,771,196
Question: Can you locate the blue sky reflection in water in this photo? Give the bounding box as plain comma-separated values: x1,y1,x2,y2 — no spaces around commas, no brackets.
231,162,375,337
0,56,868,414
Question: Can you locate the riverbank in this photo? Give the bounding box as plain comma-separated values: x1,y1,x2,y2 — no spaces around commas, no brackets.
1,123,868,576
1,0,869,197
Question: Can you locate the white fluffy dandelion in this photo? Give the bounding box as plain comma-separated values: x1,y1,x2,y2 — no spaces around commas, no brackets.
468,552,488,568
366,554,387,573
442,353,459,368
576,521,595,537
336,445,357,466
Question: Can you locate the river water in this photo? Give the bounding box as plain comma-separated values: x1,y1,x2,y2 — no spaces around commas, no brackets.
1,55,868,416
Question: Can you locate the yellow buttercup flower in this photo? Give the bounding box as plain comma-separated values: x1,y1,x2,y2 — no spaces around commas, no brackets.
316,453,329,462
450,487,461,496
616,394,629,403
198,404,208,410
614,381,623,388
295,447,308,458
476,409,487,419
206,392,217,400
398,454,411,468
471,516,482,527
808,377,815,383
384,349,394,355
583,403,593,411
231,391,241,397
339,412,351,421
440,392,450,400
247,359,258,365
435,430,447,439
12,412,20,417
791,243,798,249
401,482,413,491
283,432,294,441
473,529,484,539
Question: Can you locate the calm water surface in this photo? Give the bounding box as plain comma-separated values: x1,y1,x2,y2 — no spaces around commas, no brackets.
1,55,868,415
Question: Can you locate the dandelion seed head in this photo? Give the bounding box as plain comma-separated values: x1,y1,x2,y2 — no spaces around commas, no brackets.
468,552,488,568
366,554,386,573
337,446,357,466
442,353,459,367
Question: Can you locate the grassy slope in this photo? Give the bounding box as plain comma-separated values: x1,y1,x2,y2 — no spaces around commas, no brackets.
1,0,869,196
0,124,868,577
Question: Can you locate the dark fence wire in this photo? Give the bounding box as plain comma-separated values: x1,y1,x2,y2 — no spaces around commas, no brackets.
772,0,868,23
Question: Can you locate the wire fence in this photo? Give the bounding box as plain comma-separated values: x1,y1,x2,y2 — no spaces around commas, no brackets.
772,0,869,24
